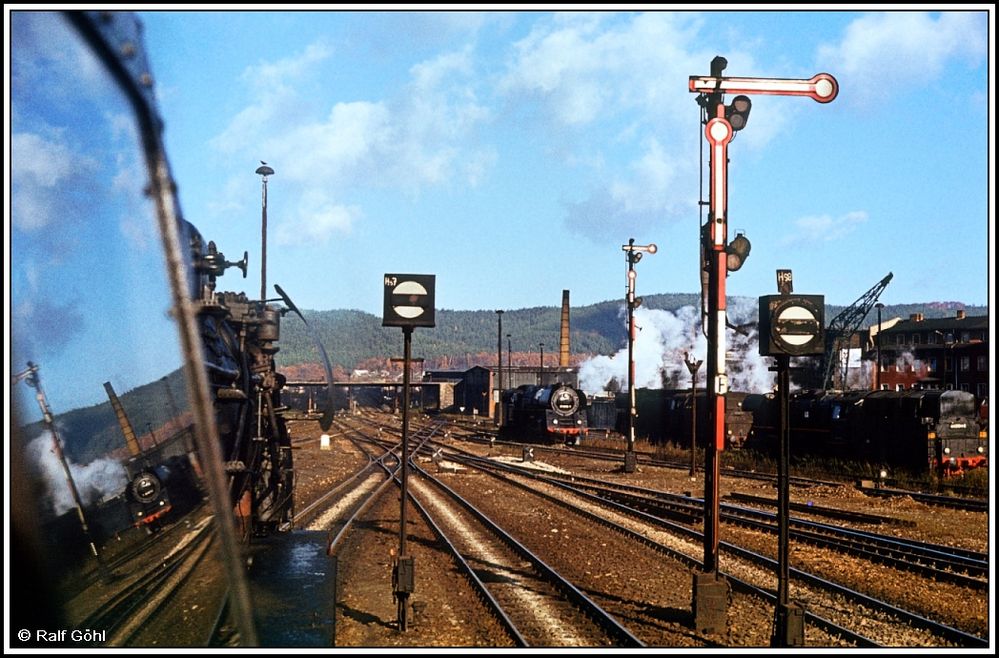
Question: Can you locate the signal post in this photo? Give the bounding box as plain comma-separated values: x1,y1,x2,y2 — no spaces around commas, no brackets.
759,271,825,646
687,57,837,635
382,273,436,632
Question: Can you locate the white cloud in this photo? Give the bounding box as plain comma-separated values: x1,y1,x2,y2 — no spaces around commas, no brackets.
498,13,774,241
816,12,987,106
275,190,361,246
781,210,868,246
209,41,493,234
500,13,715,128
211,42,332,155
11,132,75,189
609,137,679,214
564,133,698,241
11,132,98,231
272,100,393,184
242,41,332,91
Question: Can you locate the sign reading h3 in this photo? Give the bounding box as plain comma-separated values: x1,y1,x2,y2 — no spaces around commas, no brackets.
383,274,436,328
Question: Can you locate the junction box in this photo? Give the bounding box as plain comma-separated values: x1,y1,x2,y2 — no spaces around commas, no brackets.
692,571,729,634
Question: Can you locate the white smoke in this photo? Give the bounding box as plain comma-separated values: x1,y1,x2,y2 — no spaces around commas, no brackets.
829,346,878,391
578,303,776,395
25,432,128,516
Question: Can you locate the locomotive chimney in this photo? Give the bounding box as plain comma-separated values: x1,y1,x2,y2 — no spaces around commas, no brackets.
956,309,966,320
559,290,571,367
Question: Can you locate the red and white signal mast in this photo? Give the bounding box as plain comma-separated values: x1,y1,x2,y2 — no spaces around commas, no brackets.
688,56,837,642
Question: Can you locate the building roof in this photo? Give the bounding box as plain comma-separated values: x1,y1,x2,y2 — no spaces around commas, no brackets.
880,314,988,335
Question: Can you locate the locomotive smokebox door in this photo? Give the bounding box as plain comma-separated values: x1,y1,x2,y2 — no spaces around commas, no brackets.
758,294,825,357
382,274,436,328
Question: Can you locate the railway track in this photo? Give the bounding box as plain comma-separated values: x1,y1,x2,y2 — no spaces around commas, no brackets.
417,431,987,647
71,515,216,646
447,419,988,512
408,463,642,647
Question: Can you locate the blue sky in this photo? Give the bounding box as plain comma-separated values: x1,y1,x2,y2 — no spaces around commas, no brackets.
136,8,992,315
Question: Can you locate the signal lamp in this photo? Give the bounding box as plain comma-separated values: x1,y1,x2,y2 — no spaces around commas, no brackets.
726,95,752,131
726,233,751,271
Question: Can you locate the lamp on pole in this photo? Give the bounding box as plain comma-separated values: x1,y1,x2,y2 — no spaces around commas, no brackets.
684,351,703,478
255,163,274,302
875,303,884,391
538,342,544,386
622,238,657,473
496,310,504,426
507,334,512,383
146,422,159,448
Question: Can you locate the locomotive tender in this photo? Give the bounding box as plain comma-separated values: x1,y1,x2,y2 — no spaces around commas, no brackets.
500,383,589,445
618,388,755,450
617,386,986,476
743,388,987,476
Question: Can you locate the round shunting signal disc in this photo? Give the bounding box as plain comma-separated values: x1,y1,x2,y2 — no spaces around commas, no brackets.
392,280,428,318
775,305,816,346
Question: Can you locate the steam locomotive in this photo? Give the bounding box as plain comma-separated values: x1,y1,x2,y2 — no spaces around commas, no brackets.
743,388,988,476
191,233,298,537
124,453,200,531
500,383,590,445
618,388,755,450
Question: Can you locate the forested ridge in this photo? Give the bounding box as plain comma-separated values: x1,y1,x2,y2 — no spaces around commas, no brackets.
276,294,987,374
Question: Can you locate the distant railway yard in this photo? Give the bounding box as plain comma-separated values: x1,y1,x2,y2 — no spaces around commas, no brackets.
28,408,990,649
287,411,988,648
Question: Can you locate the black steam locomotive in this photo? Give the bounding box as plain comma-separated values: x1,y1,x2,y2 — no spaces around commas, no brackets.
618,388,755,450
500,383,589,445
743,388,988,476
191,234,298,537
124,453,200,531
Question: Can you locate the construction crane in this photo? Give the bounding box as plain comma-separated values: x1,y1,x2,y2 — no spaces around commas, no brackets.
821,272,893,390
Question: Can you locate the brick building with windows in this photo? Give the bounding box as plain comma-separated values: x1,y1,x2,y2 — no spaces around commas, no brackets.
867,310,989,400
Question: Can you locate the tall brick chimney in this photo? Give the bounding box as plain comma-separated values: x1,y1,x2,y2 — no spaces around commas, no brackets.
559,290,570,367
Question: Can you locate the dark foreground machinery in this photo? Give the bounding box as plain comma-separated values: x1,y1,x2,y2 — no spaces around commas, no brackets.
10,11,335,647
